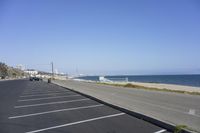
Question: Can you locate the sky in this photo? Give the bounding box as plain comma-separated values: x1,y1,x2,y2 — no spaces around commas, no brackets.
0,0,200,75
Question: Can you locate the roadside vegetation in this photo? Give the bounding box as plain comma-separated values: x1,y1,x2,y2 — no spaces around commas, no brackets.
173,125,188,133
0,62,26,79
97,82,200,96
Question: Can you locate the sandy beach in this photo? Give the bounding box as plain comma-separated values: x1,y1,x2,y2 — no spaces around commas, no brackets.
130,82,200,93
111,81,200,93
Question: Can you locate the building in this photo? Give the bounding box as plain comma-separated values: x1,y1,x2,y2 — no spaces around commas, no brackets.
24,69,38,76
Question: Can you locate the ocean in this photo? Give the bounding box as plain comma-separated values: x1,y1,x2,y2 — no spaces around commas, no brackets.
77,75,200,87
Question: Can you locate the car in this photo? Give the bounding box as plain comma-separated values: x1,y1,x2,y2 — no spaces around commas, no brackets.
29,77,42,81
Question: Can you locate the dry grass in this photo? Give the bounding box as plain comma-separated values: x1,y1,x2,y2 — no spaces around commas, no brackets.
97,82,200,96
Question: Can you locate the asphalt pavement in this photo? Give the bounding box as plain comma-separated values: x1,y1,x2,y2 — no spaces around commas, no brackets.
0,79,170,133
52,79,200,132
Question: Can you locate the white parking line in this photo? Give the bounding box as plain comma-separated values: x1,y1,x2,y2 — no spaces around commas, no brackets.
18,94,81,102
23,89,67,92
14,98,90,108
154,129,166,133
9,104,104,119
24,89,66,92
20,92,74,98
21,91,71,95
22,90,70,95
23,89,58,92
25,113,125,133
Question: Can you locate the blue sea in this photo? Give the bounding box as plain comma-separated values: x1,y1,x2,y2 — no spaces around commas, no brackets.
77,75,200,87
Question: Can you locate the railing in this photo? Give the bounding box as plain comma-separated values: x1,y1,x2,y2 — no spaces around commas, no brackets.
99,76,128,82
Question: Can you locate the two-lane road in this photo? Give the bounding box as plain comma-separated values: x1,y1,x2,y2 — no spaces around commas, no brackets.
0,80,170,133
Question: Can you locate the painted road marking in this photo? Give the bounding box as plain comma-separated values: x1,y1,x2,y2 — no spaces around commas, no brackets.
22,90,70,95
25,113,125,133
9,104,104,119
24,88,66,92
20,92,74,98
14,98,90,108
154,129,166,133
18,94,81,102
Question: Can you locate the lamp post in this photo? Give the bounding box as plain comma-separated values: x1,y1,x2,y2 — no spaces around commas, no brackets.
51,62,54,79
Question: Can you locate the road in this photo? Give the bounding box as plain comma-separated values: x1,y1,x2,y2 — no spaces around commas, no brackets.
53,80,200,132
0,80,170,133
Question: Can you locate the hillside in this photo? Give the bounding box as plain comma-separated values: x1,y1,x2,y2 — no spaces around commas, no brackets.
0,62,26,79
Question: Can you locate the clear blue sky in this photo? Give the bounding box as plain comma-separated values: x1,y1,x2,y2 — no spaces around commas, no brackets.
0,0,200,75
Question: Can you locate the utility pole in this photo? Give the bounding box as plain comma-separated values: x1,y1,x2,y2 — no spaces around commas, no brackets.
51,62,54,79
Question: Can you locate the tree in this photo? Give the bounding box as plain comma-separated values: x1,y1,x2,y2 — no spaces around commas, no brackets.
12,72,17,78
0,62,8,78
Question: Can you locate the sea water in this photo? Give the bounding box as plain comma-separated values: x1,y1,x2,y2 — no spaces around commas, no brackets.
78,75,200,87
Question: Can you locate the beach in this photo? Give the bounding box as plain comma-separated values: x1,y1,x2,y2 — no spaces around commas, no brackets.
78,79,200,94
72,77,200,94
128,81,200,93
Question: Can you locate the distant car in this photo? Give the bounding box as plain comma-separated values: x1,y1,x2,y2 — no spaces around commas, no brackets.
29,77,42,81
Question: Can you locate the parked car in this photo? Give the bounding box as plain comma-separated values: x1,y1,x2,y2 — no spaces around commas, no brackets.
29,77,42,81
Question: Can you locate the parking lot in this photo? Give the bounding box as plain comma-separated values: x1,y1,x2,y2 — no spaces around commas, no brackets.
0,80,170,133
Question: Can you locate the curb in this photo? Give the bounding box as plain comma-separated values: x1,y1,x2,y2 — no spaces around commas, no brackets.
52,81,193,133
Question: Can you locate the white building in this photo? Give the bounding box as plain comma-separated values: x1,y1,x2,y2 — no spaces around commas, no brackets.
24,69,38,76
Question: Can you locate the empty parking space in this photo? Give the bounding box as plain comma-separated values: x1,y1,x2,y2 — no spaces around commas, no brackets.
4,80,171,133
